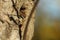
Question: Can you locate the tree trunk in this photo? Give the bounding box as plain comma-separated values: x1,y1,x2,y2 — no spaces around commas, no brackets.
0,0,38,40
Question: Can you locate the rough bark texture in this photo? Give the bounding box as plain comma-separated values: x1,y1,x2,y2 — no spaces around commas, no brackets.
0,0,37,40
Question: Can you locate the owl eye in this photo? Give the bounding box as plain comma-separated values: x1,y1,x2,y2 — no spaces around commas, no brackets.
19,5,26,19
20,6,26,11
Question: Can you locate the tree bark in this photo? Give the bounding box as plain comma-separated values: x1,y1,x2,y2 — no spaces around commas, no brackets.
0,0,38,40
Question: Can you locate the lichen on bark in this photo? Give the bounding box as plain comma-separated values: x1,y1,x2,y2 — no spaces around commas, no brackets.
0,0,38,40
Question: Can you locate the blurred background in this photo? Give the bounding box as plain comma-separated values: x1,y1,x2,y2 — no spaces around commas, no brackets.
32,0,60,40
32,0,41,40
